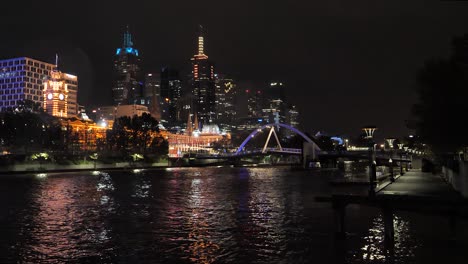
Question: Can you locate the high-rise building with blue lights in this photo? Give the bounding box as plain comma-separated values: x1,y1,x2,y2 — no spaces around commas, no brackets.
191,26,216,123
0,57,78,116
112,26,142,105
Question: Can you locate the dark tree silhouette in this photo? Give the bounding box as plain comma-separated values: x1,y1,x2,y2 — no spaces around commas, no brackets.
107,113,163,155
413,34,468,153
0,111,62,154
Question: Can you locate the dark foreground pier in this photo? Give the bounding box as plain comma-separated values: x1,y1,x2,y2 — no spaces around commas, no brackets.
317,169,468,251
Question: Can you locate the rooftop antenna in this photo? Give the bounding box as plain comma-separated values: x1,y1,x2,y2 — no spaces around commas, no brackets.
124,25,133,47
55,54,59,68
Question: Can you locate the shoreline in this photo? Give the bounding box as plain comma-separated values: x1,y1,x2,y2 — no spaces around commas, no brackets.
0,162,312,175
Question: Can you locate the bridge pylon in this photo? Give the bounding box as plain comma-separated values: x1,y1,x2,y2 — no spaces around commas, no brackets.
262,126,283,153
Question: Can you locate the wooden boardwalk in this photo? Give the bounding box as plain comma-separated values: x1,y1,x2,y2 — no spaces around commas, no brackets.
317,169,468,248
379,170,462,200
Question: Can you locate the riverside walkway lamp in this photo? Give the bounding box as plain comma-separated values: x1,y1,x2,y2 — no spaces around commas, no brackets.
362,126,377,195
386,138,396,182
397,143,404,176
408,148,413,169
404,146,409,171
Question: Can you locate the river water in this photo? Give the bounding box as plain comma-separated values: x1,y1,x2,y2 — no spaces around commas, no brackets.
0,167,467,263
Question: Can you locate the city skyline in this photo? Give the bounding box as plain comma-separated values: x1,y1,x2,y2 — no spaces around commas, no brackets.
2,2,468,263
2,0,468,139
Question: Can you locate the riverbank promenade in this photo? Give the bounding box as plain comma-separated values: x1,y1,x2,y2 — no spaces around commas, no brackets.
379,170,463,201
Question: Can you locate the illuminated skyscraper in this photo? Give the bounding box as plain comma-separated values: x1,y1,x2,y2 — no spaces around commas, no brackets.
214,74,237,125
191,25,216,123
112,26,141,105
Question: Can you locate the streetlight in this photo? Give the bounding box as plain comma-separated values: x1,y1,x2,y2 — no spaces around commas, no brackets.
386,138,396,151
362,126,377,195
403,146,409,171
386,138,396,182
397,143,404,176
407,148,413,169
89,152,98,170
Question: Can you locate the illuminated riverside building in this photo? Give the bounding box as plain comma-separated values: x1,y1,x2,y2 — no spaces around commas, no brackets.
94,104,150,122
43,65,70,117
60,118,108,152
112,26,142,105
0,57,78,116
167,113,226,157
191,26,216,123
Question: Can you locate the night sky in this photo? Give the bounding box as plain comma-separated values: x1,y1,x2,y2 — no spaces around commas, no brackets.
2,0,468,141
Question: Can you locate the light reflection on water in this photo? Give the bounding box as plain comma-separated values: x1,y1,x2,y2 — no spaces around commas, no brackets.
349,214,421,263
0,167,465,263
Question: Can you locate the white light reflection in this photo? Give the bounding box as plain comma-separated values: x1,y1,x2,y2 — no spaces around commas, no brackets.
96,172,115,192
354,214,419,263
36,173,47,179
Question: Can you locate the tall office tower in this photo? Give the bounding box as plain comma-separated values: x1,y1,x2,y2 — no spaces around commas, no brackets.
190,26,216,123
285,104,300,138
112,26,142,105
246,89,262,118
0,57,78,116
214,74,237,125
262,82,287,124
160,67,182,126
144,73,160,99
175,93,196,130
144,73,161,120
63,73,78,116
